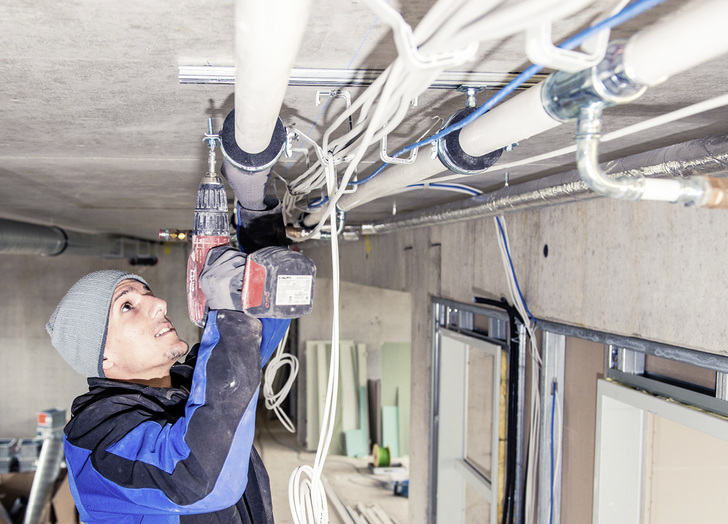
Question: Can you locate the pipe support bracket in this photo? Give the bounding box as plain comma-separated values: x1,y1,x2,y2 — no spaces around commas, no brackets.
220,109,287,173
543,41,646,123
437,107,503,175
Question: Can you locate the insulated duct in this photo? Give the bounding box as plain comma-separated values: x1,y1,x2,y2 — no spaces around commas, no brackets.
0,218,158,258
22,437,64,524
360,134,728,235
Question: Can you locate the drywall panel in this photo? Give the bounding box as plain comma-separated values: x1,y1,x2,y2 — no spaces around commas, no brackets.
562,337,604,524
298,278,412,369
0,245,197,437
645,415,728,523
381,342,411,457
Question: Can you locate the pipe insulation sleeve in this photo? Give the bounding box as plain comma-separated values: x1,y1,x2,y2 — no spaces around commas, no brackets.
623,0,728,87
575,105,721,207
234,0,312,154
359,134,728,234
303,0,728,228
302,151,445,227
459,82,560,157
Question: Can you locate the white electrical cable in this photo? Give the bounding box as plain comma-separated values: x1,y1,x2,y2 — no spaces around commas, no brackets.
552,384,563,515
263,327,299,433
493,215,542,524
289,155,341,524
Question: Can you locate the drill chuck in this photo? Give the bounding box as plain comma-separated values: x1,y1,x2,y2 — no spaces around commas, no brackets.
193,172,229,236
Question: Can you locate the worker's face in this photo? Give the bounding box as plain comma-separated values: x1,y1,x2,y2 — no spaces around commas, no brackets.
102,279,188,383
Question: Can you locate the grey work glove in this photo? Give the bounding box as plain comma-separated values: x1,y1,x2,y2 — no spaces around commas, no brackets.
200,246,246,311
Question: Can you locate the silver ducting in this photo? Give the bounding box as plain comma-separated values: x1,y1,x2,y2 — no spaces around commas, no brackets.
360,134,728,235
0,218,159,258
22,437,64,524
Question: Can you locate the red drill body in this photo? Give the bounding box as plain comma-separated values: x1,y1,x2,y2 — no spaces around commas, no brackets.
187,171,229,326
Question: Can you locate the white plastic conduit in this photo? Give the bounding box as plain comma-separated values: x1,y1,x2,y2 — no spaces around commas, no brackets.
302,0,728,227
234,0,312,154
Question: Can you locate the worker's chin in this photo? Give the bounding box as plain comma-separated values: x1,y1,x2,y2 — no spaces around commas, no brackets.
165,341,190,362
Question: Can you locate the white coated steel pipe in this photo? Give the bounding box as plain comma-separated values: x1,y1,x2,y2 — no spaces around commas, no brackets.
234,0,312,154
459,82,559,157
623,0,728,86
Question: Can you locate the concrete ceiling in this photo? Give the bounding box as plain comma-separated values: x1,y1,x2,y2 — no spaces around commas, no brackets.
1,0,727,242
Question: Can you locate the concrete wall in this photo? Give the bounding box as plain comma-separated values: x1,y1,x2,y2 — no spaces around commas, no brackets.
0,244,197,438
298,196,728,523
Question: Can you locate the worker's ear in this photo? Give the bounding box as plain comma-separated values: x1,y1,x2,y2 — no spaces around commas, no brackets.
102,356,114,372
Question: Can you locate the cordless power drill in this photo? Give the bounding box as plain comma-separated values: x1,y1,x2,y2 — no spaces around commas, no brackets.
186,126,316,327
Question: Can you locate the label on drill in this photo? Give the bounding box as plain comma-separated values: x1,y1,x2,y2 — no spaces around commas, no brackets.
275,275,313,305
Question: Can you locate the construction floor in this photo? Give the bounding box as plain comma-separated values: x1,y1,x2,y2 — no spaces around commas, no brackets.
255,417,409,524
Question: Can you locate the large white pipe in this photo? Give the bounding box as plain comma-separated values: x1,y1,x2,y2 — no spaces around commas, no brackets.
459,82,559,157
303,0,728,227
234,0,312,154
623,0,728,86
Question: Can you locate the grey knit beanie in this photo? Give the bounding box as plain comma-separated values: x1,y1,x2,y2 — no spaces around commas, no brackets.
46,270,148,378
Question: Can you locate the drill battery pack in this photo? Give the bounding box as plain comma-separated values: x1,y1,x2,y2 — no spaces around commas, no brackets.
241,246,316,318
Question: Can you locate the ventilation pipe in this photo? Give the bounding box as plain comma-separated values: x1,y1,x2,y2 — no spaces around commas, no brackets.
302,0,728,227
359,134,728,235
0,217,158,259
23,436,64,524
221,0,312,196
232,0,311,154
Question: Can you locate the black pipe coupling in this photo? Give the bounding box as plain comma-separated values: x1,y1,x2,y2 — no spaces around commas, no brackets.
437,107,504,175
219,110,287,172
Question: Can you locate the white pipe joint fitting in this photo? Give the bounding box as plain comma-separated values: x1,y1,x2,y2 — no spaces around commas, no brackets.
542,41,646,123
220,109,287,173
437,107,504,175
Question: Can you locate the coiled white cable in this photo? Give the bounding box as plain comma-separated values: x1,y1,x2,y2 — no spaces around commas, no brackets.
263,327,299,433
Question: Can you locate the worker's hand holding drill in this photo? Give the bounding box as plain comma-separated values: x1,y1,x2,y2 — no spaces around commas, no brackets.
200,246,246,311
199,243,316,319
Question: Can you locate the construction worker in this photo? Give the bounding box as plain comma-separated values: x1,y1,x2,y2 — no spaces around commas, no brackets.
46,199,292,523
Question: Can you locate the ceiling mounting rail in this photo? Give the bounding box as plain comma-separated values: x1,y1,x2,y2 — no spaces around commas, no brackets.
178,66,549,90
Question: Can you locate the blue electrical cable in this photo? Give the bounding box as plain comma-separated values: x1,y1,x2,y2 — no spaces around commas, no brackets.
495,216,536,324
347,0,666,187
308,196,328,209
407,183,482,196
